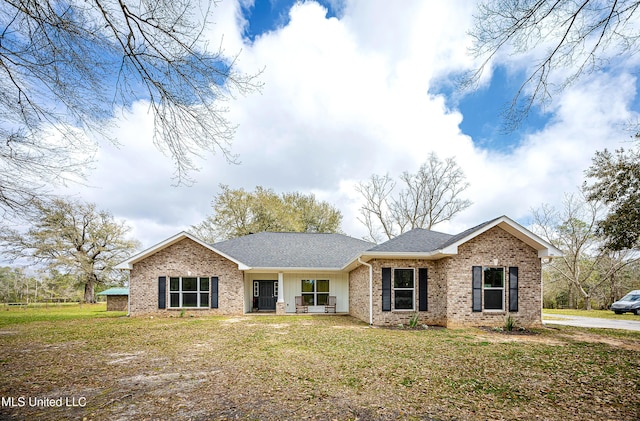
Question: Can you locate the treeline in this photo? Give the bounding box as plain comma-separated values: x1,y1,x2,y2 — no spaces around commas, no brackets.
543,259,640,310
0,267,124,304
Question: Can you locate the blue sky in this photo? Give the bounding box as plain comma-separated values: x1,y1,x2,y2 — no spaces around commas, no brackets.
240,1,552,152
52,0,639,247
241,0,340,41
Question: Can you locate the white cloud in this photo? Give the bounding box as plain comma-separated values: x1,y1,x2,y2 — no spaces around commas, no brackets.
54,0,640,248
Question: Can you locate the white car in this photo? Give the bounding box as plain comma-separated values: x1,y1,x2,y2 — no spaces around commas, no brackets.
611,290,640,315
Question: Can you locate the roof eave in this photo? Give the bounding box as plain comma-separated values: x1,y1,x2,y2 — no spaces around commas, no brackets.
446,215,563,259
538,248,564,259
114,262,133,270
115,231,250,271
352,250,457,265
245,266,345,273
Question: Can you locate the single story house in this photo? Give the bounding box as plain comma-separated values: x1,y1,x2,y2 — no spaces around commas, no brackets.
97,287,129,311
115,215,561,327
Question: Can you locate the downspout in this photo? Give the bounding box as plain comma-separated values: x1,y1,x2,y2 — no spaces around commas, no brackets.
358,257,373,326
126,269,131,317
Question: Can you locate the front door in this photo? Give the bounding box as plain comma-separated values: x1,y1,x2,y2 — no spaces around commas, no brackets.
257,281,276,311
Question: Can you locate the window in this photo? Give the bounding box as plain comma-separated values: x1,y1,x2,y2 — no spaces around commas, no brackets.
393,268,414,310
483,267,504,311
301,279,329,306
169,276,210,308
254,280,278,298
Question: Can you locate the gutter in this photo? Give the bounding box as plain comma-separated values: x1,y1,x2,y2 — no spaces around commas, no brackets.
358,257,373,326
126,270,130,317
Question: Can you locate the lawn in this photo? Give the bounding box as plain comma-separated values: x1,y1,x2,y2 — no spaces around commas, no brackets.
0,306,638,420
543,308,640,320
0,302,125,327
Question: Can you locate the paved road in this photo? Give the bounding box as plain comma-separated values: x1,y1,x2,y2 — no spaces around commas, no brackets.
543,314,640,331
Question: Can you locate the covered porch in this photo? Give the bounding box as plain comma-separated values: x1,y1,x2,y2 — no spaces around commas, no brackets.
243,271,349,314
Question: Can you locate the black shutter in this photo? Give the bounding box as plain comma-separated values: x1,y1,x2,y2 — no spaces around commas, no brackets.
211,276,219,309
418,268,428,311
509,267,518,312
158,276,166,309
382,268,391,312
472,266,482,312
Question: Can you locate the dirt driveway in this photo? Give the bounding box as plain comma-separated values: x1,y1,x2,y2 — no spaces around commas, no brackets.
543,314,640,331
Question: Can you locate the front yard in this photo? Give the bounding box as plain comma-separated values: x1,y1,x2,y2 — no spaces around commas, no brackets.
0,305,638,420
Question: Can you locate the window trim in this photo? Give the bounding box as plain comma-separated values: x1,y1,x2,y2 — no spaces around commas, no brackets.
392,268,415,311
168,276,211,309
301,279,330,306
482,267,505,312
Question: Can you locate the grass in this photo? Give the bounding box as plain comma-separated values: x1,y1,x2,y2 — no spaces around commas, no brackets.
543,308,640,320
0,303,125,327
0,305,638,420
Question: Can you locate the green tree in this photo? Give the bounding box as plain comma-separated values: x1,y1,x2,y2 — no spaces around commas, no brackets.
39,270,82,303
190,185,343,242
357,152,471,243
0,198,139,303
0,0,261,214
0,267,27,303
584,147,640,250
467,0,640,130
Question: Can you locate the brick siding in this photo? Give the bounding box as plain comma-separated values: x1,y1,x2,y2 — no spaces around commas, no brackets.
350,259,446,326
444,226,542,327
129,238,244,316
349,226,542,328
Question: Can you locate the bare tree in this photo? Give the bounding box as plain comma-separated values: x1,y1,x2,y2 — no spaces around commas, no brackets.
0,0,261,214
357,153,472,242
0,198,140,303
356,174,397,243
531,192,638,310
466,0,640,131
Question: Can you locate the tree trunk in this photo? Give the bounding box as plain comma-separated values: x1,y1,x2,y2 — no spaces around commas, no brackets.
83,277,95,303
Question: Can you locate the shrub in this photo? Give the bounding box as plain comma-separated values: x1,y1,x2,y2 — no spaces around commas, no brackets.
408,312,419,328
504,315,516,331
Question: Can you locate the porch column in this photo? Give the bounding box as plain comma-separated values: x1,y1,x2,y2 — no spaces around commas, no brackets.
277,273,284,302
276,272,285,315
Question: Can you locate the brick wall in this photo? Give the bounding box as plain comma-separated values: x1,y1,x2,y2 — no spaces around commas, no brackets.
444,226,542,328
349,259,446,326
348,226,543,328
129,238,245,316
348,264,370,323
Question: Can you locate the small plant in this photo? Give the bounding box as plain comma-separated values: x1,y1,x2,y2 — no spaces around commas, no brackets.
179,309,186,318
408,312,420,328
504,315,516,331
399,377,415,387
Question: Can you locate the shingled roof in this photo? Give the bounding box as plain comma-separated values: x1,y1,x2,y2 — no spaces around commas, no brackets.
115,215,561,272
438,216,502,249
366,228,454,253
213,232,375,269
